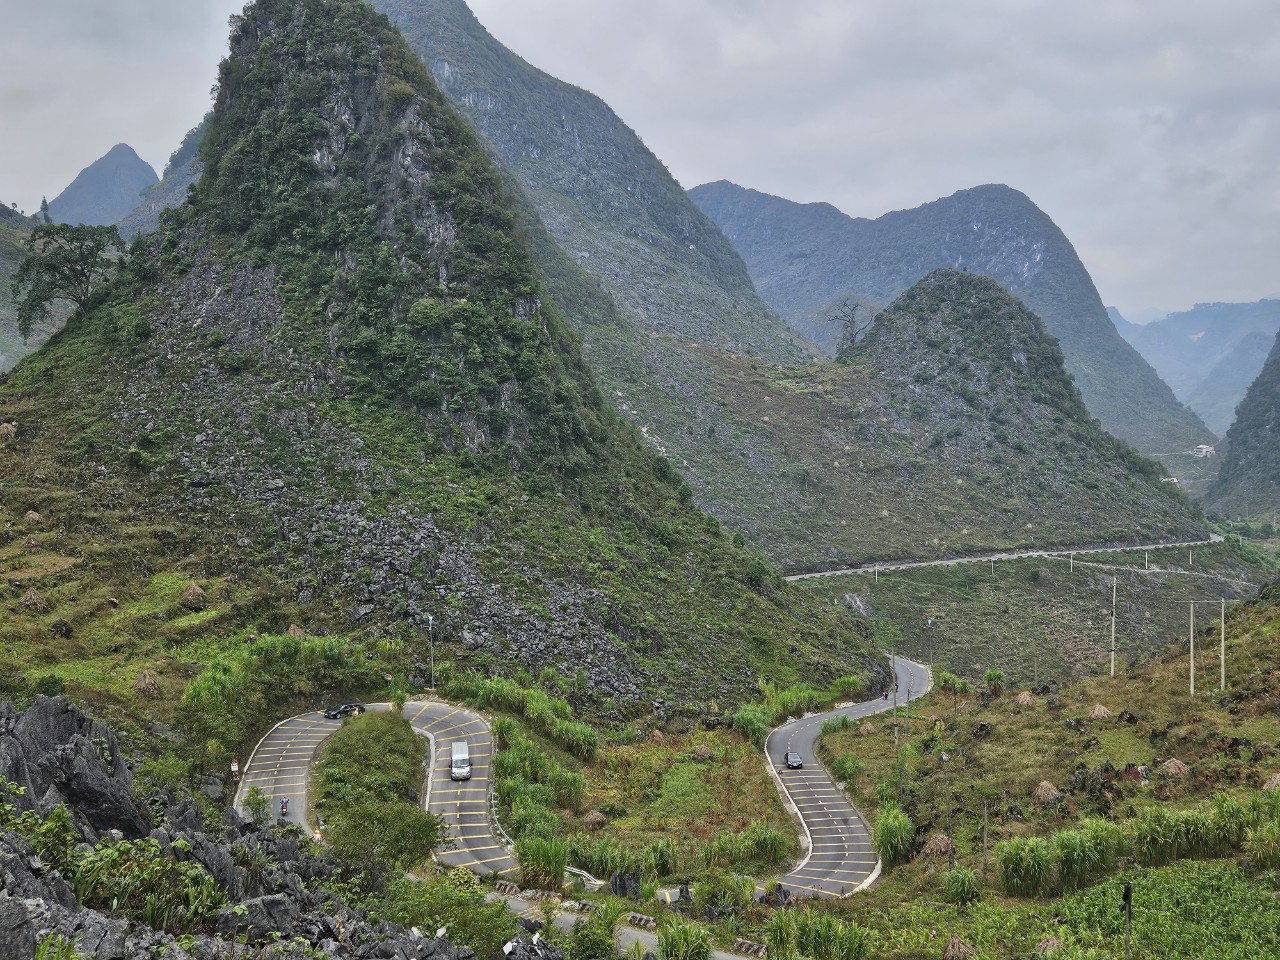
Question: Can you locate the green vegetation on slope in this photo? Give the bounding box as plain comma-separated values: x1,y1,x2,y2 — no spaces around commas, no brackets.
0,218,66,371
0,0,880,748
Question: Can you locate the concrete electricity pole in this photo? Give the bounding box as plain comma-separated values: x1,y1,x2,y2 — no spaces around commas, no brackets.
1110,576,1117,678
1189,602,1196,696
1220,599,1227,692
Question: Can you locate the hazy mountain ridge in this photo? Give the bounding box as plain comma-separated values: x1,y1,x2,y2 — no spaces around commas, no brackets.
47,143,158,226
1206,329,1280,516
689,179,1214,455
1124,299,1280,436
0,0,877,716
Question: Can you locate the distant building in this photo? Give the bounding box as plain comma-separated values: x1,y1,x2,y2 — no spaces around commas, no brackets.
1191,444,1216,458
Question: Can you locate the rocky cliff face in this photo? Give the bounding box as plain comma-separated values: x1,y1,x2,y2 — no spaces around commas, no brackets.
0,696,492,959
690,180,1214,456
47,144,158,227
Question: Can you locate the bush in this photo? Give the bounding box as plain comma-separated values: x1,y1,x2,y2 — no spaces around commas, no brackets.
943,865,979,905
658,918,712,960
740,821,788,863
383,873,519,960
830,753,863,786
732,704,771,749
516,836,567,889
872,803,913,866
326,801,443,875
996,836,1054,897
982,669,1006,697
73,837,225,934
691,869,754,917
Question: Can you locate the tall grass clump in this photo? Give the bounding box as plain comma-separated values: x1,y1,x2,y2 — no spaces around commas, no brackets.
1210,792,1248,853
821,715,853,735
831,674,865,697
830,753,863,787
943,866,979,905
740,821,789,863
1245,821,1280,870
516,836,567,890
658,919,711,960
793,908,874,960
691,870,754,917
733,704,770,749
1054,830,1101,891
996,836,1054,897
1133,807,1181,865
1078,817,1128,872
872,803,913,866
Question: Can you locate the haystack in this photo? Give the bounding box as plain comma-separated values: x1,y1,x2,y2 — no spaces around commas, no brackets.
859,721,876,736
1032,780,1061,804
181,582,206,608
1088,704,1112,721
942,935,976,960
1160,758,1190,778
21,588,50,613
648,729,666,745
1015,691,1037,708
1262,772,1280,792
1036,935,1062,955
0,423,16,441
24,510,41,523
692,744,712,761
583,810,606,831
286,624,306,638
23,536,39,554
133,670,161,699
920,833,954,858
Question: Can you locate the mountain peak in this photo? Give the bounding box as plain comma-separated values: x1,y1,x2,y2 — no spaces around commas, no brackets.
47,142,157,226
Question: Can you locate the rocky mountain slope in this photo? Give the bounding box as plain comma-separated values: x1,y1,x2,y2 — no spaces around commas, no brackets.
1205,329,1280,516
0,695,490,959
1125,299,1280,436
46,143,158,227
117,119,208,242
714,269,1201,568
689,180,1215,456
0,0,878,727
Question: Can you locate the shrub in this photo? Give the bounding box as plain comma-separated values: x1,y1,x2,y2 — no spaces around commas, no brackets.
326,801,443,875
383,874,519,960
830,753,863,786
691,869,754,917
732,704,771,749
740,821,788,863
73,837,225,934
996,836,1054,897
831,674,865,697
982,669,1006,697
658,918,711,960
943,865,979,905
872,803,913,866
516,836,568,890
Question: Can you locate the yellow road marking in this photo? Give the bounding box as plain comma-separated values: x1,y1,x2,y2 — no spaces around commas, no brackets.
435,718,486,735
422,708,461,729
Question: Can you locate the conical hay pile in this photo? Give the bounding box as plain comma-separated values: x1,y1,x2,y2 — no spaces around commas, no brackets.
1032,780,1061,804
1015,691,1037,708
21,588,50,612
1088,704,1111,720
133,671,161,698
921,833,953,858
1161,758,1190,778
942,935,976,959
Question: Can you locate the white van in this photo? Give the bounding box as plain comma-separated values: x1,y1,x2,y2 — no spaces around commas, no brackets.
450,741,472,781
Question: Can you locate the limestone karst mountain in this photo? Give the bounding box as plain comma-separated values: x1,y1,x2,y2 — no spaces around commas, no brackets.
0,0,879,716
46,143,158,226
689,180,1214,457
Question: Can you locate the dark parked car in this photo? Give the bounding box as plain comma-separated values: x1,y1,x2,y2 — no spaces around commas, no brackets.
323,702,366,720
784,752,804,770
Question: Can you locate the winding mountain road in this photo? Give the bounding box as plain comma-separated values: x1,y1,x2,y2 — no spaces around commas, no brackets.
238,658,933,900
234,701,517,878
766,655,932,896
785,534,1222,581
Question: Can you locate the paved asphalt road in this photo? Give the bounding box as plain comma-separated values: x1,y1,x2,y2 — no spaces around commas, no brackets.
785,534,1222,581
766,655,932,897
235,700,517,879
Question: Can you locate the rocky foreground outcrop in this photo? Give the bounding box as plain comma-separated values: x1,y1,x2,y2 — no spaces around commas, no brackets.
0,696,546,960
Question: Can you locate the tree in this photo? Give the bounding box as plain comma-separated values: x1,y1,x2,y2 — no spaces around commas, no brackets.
39,197,51,224
830,297,877,353
10,223,123,340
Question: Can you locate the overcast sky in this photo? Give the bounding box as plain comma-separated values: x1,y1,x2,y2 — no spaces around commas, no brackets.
3,0,1278,318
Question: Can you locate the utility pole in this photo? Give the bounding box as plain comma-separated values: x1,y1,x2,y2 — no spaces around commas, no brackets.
1110,576,1117,678
1123,881,1133,960
982,801,989,878
1220,598,1226,692
1070,552,1074,572
1145,551,1149,570
891,649,899,748
942,752,954,869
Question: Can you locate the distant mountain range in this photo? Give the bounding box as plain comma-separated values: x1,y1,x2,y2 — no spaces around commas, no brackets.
689,180,1214,457
1114,300,1280,436
1206,329,1280,517
47,143,157,226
